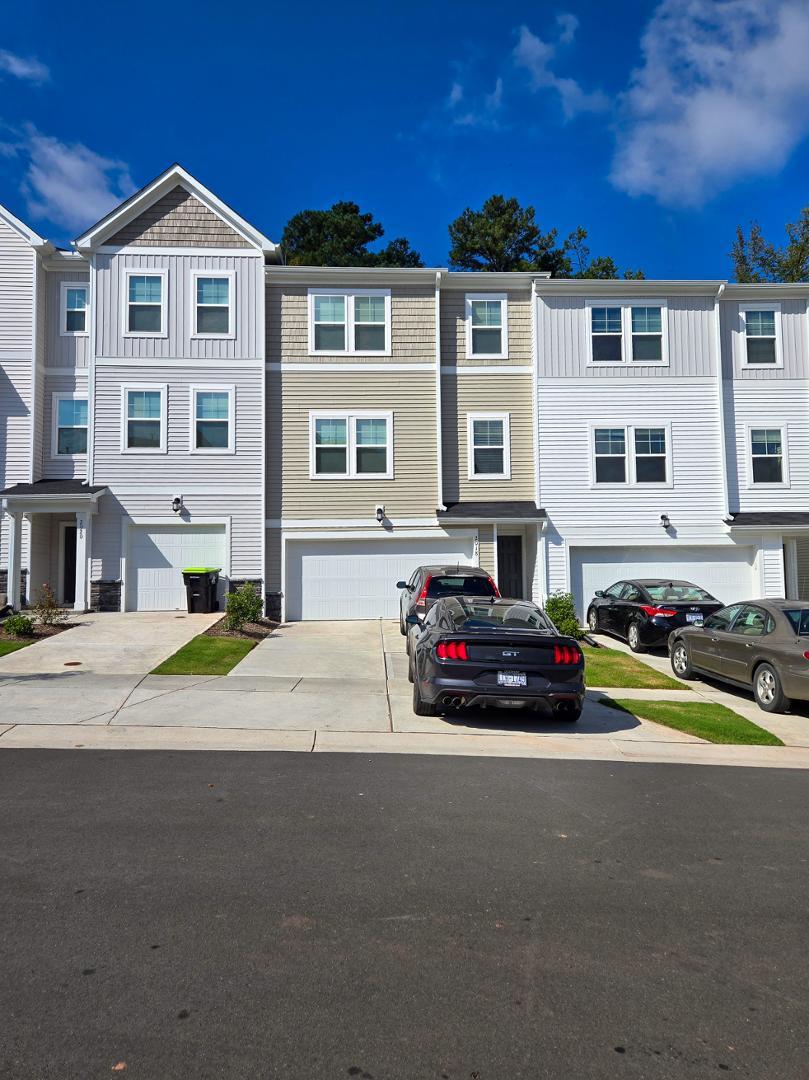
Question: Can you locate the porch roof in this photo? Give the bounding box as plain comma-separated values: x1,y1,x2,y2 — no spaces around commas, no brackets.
728,512,809,528
1,480,107,508
437,501,547,522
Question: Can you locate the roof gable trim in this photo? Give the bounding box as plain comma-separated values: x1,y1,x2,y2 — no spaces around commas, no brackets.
0,203,48,248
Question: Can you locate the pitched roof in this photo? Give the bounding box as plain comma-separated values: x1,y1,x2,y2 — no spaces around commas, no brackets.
437,501,546,521
0,202,48,248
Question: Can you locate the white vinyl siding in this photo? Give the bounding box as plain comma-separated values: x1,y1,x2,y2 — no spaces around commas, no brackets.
308,288,391,356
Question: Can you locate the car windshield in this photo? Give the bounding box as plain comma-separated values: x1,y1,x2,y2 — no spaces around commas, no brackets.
445,598,554,632
427,575,496,599
784,609,809,636
644,583,717,603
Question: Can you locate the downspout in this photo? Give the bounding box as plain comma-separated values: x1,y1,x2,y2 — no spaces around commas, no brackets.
435,271,446,512
259,259,267,613
28,254,38,483
713,282,729,523
86,253,97,486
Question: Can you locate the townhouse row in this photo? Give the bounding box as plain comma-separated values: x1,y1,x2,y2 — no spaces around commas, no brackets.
2,165,808,622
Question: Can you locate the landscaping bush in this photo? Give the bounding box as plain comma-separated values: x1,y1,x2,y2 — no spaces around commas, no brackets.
32,584,69,627
224,582,264,632
545,590,583,639
5,613,34,638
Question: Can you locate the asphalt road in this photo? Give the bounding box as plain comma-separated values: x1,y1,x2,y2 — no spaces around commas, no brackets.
1,751,808,1079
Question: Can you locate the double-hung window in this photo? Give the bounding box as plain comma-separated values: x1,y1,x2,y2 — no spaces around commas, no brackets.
309,289,390,355
465,294,507,358
52,395,88,456
126,272,166,335
123,386,166,452
310,412,393,478
193,274,232,337
631,306,663,361
589,301,667,364
741,306,780,366
591,307,623,362
634,427,667,482
467,413,511,479
593,427,626,482
750,427,785,484
191,387,234,453
593,425,669,484
60,284,88,335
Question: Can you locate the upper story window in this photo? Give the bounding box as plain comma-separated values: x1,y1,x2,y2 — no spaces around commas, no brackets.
465,294,508,359
750,427,786,485
631,306,663,362
310,411,393,478
467,413,511,480
591,307,623,362
634,427,667,482
589,300,667,365
308,289,391,355
52,395,88,456
60,284,88,336
592,424,670,485
741,305,781,366
122,385,166,453
193,274,233,338
191,386,234,453
593,427,626,482
125,272,166,336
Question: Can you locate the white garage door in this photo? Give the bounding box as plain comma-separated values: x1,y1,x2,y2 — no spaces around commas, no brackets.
127,525,227,611
570,545,757,619
286,536,476,620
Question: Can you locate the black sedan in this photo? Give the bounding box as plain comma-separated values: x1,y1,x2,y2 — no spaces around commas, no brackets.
407,596,584,721
586,579,724,652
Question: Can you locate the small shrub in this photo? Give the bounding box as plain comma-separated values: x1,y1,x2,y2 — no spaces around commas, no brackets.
5,613,34,638
32,584,69,627
224,582,264,632
545,590,583,640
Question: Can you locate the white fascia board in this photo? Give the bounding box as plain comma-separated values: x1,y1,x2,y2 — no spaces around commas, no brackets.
266,265,444,287
537,279,726,298
0,202,48,248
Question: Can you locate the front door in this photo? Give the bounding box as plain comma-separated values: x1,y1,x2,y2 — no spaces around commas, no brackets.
497,535,523,599
62,525,77,605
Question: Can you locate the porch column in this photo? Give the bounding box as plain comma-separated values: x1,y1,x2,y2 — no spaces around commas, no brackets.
74,510,92,612
6,511,22,609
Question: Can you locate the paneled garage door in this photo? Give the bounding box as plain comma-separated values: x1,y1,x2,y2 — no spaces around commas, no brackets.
126,525,227,611
285,536,476,620
570,545,757,619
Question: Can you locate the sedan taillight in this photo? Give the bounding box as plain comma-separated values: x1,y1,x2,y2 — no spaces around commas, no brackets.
553,644,581,665
436,641,469,661
640,605,678,618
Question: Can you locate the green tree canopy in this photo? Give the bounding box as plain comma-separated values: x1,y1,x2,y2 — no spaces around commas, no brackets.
731,209,809,282
280,201,423,268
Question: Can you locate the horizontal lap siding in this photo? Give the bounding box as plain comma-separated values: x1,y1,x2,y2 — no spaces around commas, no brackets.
42,370,89,479
106,187,252,248
440,289,532,366
1,358,32,486
0,218,34,353
721,299,809,379
478,525,495,574
31,261,47,482
441,373,534,502
96,253,262,360
45,270,90,368
269,370,437,519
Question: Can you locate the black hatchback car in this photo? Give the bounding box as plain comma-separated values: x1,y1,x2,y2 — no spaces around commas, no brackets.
396,564,500,636
407,596,584,720
586,579,724,652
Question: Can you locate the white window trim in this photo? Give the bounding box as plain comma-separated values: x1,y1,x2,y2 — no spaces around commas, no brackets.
740,302,783,369
746,423,790,488
308,410,394,480
189,384,235,454
121,383,168,454
307,288,392,356
123,269,168,339
465,293,508,360
588,422,673,488
190,270,235,340
59,281,89,337
586,299,669,367
467,412,511,481
50,392,88,459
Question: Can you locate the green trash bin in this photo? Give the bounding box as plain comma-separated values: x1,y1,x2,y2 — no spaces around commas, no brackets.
181,567,221,614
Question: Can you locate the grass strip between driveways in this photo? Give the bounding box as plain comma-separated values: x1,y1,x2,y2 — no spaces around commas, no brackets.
151,634,256,676
583,645,684,691
0,639,34,657
599,696,784,746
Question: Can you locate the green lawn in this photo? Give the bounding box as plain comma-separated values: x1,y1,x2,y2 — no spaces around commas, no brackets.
583,645,684,690
0,639,34,657
600,696,783,746
151,635,256,675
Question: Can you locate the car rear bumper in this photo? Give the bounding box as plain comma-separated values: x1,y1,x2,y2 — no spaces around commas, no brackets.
421,674,585,711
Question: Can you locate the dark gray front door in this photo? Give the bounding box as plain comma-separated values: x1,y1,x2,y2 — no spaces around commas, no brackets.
63,525,77,605
497,535,523,599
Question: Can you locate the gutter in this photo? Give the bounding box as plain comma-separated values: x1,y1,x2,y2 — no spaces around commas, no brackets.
435,271,445,512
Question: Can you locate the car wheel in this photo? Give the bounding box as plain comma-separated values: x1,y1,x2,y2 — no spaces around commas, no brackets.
754,663,790,714
670,640,695,680
412,671,440,716
556,703,582,723
627,620,645,653
587,607,599,634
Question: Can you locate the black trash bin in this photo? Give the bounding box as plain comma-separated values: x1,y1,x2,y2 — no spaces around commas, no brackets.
181,568,221,614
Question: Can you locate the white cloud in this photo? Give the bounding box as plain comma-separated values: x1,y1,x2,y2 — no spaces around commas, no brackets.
2,126,135,233
0,49,49,84
447,81,464,108
448,77,505,129
512,24,609,119
610,0,809,206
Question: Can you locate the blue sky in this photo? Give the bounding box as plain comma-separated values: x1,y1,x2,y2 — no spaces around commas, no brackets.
2,0,809,278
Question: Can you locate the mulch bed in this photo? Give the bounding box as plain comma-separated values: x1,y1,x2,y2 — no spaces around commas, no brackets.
0,621,76,643
204,616,280,642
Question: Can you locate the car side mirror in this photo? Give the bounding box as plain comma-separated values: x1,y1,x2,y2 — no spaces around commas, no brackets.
396,580,407,590
594,590,605,598
405,614,423,627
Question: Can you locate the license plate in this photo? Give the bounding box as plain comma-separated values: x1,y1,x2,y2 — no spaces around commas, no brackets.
498,671,527,687
686,614,704,625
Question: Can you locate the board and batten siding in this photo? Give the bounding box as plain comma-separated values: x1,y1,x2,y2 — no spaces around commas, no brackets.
95,253,263,360
440,288,532,366
266,284,435,363
92,365,262,487
268,369,438,519
106,186,252,248
720,298,809,380
41,370,89,480
0,216,34,356
537,294,717,378
441,372,534,502
45,270,90,368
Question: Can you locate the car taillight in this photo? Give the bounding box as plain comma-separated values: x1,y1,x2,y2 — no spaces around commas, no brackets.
415,574,432,611
640,605,678,618
803,651,809,661
553,644,581,665
487,575,501,597
436,641,469,661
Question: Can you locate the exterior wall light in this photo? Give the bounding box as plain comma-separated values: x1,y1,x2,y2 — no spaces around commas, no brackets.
660,513,671,529
172,497,183,514
375,505,385,524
